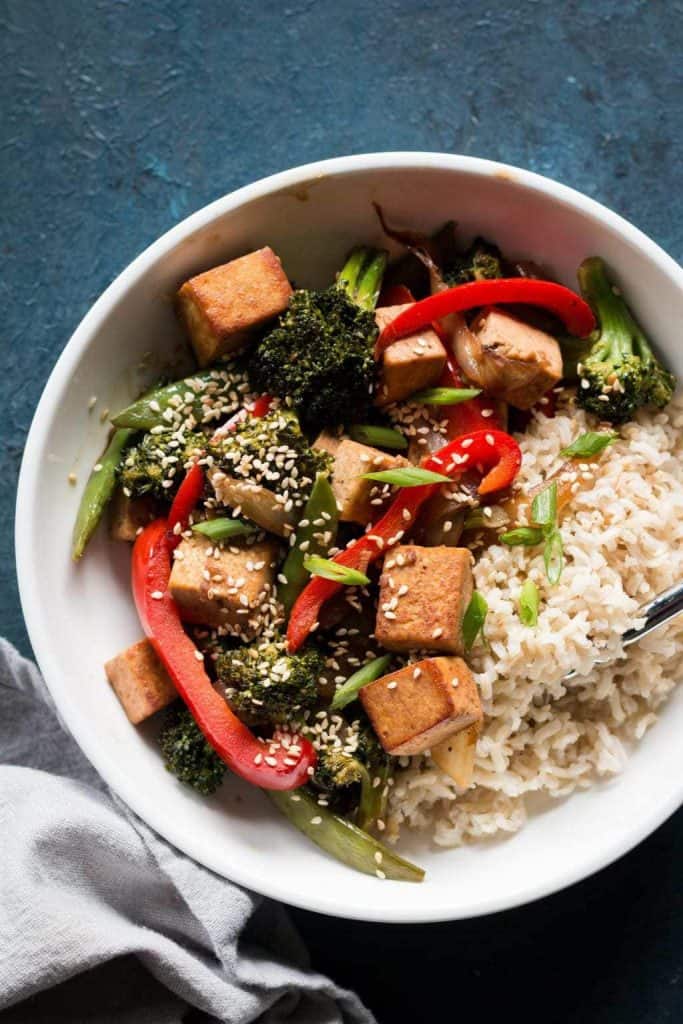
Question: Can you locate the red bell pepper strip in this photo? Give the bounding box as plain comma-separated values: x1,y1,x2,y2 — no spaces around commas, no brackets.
249,394,273,418
287,428,521,652
133,519,316,789
375,278,596,358
166,462,204,549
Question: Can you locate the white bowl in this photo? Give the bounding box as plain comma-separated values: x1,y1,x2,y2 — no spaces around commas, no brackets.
16,153,683,922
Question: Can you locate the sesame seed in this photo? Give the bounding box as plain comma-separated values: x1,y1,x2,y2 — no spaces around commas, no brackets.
485,433,495,446
374,851,383,864
581,378,590,390
443,520,453,533
376,869,386,879
92,463,103,473
451,678,459,687
376,819,385,831
432,626,444,638
387,681,398,690
67,472,77,485
194,650,204,661
481,408,494,418
151,591,164,600
310,816,322,825
413,667,422,679
253,753,263,765
265,756,278,767
87,395,97,411
461,438,473,448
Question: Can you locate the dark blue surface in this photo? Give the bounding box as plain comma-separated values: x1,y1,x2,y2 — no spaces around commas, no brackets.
1,1,681,1020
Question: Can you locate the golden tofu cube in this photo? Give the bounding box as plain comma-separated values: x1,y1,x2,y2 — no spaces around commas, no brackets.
105,639,176,725
177,247,292,366
210,471,296,538
374,304,446,406
169,534,279,635
375,545,473,654
323,438,409,525
360,656,483,755
468,308,562,409
109,488,158,542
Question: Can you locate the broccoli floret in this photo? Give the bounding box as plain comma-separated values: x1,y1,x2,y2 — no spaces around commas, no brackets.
159,704,226,795
216,635,324,726
207,408,330,507
443,237,503,287
119,429,204,500
312,715,392,830
576,258,676,424
246,248,387,431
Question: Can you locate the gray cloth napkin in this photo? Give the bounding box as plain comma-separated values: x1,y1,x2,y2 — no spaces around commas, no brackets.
0,639,375,1024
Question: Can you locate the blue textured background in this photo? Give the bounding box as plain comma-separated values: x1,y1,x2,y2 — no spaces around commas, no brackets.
2,1,681,1020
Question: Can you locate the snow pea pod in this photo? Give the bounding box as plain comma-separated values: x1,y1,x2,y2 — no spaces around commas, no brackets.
269,787,424,882
72,428,135,560
278,473,338,615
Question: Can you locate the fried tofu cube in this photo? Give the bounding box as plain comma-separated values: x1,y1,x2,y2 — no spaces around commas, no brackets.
169,534,279,635
210,471,296,538
105,639,176,724
312,429,343,459
375,545,473,654
109,488,158,542
374,304,446,406
467,308,563,409
177,247,292,366
323,438,409,525
360,656,482,755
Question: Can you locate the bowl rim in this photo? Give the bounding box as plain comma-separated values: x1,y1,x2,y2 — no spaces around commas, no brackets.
15,152,683,922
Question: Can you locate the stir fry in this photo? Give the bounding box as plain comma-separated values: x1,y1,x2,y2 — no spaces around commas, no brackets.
76,220,677,882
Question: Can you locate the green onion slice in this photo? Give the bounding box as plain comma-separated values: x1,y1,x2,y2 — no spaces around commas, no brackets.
519,579,540,626
303,554,370,587
330,655,392,711
192,518,257,541
462,591,488,652
410,387,481,405
361,467,450,487
531,480,558,529
349,424,408,450
543,528,564,585
500,526,545,547
560,431,618,459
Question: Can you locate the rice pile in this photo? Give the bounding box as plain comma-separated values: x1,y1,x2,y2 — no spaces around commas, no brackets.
387,392,683,847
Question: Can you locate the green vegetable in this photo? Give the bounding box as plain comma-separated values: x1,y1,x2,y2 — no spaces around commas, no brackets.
575,257,676,424
500,526,545,547
349,424,408,450
462,591,488,652
216,636,324,726
330,655,392,711
311,720,392,832
361,467,450,487
443,237,503,287
278,473,339,614
531,481,558,529
560,431,618,459
192,518,257,542
112,365,250,431
303,554,369,587
269,787,424,882
543,528,564,585
159,705,226,795
246,247,387,431
119,429,204,501
410,387,481,405
501,481,564,585
519,579,540,627
72,427,135,560
207,408,330,504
